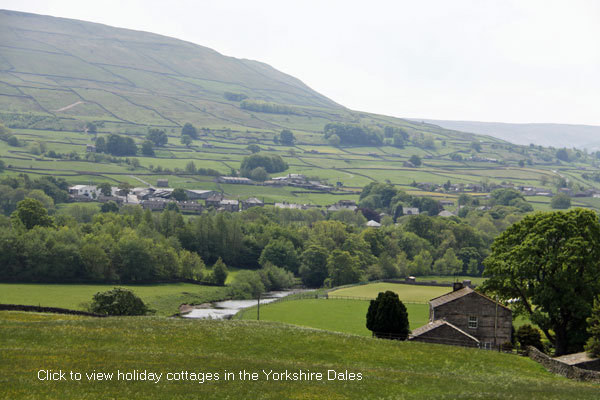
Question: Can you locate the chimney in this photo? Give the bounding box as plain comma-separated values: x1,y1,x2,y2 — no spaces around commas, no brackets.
453,282,464,291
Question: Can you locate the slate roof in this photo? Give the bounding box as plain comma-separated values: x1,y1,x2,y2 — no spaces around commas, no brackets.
429,286,511,311
554,352,599,366
410,319,480,343
429,287,474,308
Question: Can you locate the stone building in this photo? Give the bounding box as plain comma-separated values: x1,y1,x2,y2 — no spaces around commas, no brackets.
241,197,264,210
410,284,512,349
218,199,239,212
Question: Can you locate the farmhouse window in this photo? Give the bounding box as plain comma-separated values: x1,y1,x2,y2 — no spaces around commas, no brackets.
468,316,478,329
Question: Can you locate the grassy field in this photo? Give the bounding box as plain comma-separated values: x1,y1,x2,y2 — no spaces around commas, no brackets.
328,282,451,302
1,311,597,399
238,298,429,336
0,283,227,316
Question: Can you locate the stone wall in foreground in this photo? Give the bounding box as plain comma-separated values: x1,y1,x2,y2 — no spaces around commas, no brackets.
526,346,600,382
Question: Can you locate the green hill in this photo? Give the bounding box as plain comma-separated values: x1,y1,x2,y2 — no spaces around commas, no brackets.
0,10,487,138
2,10,600,208
1,311,597,399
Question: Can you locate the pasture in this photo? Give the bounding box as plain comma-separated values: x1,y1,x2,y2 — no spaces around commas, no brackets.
328,282,451,302
1,311,597,399
238,298,429,336
0,283,227,316
4,123,598,212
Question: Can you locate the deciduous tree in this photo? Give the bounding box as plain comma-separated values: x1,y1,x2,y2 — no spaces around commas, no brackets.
482,208,600,355
12,198,53,229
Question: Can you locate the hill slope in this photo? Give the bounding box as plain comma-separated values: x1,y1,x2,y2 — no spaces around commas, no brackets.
0,9,341,131
4,10,600,209
1,311,598,399
415,119,600,150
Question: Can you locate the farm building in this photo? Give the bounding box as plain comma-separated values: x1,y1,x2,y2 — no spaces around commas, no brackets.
242,197,264,210
402,207,419,215
156,179,169,187
409,284,512,350
215,176,253,185
140,199,203,213
218,199,239,212
274,202,310,210
185,189,219,200
327,200,358,212
68,185,100,198
205,193,224,208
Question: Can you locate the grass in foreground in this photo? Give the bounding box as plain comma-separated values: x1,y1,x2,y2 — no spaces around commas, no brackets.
1,311,597,399
0,283,227,316
238,298,429,335
328,282,450,302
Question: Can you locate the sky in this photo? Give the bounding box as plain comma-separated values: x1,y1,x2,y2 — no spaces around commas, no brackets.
1,0,599,126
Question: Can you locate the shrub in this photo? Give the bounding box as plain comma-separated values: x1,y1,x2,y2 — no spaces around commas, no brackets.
90,288,151,316
258,262,295,291
229,270,265,299
515,324,544,351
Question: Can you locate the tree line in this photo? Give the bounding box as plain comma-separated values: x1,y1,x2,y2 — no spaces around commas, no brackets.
240,99,302,115
0,182,531,288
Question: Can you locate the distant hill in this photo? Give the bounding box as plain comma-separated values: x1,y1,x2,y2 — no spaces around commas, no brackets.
413,119,600,150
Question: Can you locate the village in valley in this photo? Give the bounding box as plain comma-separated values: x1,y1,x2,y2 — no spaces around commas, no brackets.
1,5,599,400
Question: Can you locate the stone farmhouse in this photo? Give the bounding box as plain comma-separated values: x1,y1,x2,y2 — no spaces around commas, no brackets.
409,284,512,349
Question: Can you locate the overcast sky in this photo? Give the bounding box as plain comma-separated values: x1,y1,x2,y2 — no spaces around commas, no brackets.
2,0,599,125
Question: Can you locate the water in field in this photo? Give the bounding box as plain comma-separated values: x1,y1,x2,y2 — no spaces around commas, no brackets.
182,290,304,320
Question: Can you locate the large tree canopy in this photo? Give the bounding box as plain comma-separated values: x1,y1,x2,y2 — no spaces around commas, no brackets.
481,208,600,355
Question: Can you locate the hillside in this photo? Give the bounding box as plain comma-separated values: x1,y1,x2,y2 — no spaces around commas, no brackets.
414,119,600,151
0,10,487,138
0,10,341,130
2,10,600,211
1,311,598,399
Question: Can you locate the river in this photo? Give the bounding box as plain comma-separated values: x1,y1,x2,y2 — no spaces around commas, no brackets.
182,290,309,319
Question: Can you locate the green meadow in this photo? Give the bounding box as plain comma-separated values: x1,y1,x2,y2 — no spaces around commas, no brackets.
1,311,597,400
0,283,227,316
238,298,430,336
328,282,450,302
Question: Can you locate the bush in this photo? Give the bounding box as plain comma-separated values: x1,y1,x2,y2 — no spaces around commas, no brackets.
229,270,265,299
515,324,544,351
366,291,410,339
258,262,295,291
90,288,151,316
